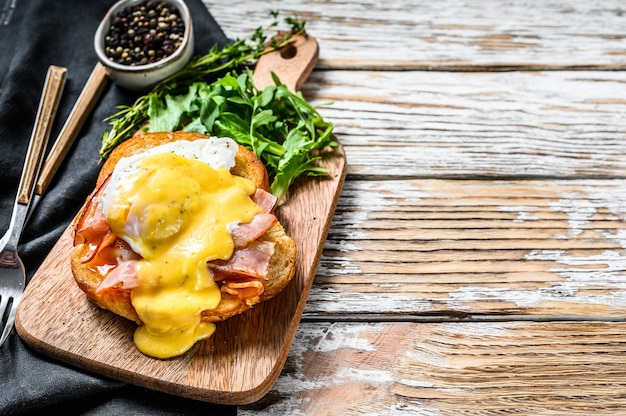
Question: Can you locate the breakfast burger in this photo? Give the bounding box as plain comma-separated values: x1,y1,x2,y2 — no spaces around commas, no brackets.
70,131,297,359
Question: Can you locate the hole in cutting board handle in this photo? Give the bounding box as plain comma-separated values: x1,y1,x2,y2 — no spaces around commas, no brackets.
253,35,319,92
280,43,297,60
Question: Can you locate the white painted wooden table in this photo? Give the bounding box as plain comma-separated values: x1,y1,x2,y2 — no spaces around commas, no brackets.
205,1,626,413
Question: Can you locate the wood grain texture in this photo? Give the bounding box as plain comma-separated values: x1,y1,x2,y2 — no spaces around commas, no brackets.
300,70,626,179
14,145,346,405
240,321,626,415
205,0,626,411
306,178,626,319
205,0,626,70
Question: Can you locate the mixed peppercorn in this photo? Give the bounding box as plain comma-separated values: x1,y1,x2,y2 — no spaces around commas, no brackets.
103,1,185,66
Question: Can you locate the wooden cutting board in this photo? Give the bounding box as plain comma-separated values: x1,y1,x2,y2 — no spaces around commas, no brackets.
15,143,345,404
15,35,347,405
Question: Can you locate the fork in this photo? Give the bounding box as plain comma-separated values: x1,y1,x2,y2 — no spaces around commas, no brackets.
0,65,67,347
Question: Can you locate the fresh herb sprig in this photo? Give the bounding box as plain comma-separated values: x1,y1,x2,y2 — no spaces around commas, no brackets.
99,13,307,159
146,69,336,200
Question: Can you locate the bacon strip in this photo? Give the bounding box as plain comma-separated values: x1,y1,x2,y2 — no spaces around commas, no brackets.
74,204,109,247
209,240,276,281
74,176,111,247
230,189,278,248
80,229,117,264
95,258,140,294
231,213,277,248
221,280,264,299
251,189,278,213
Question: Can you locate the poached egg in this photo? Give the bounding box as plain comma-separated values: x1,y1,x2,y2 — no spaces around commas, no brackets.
100,138,263,358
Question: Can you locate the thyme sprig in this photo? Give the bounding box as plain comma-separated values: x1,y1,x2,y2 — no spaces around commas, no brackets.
99,13,306,159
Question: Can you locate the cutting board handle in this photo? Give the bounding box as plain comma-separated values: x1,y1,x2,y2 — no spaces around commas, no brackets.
253,35,319,92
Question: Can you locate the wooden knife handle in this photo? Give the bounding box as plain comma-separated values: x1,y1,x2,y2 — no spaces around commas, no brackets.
17,65,67,205
35,62,109,196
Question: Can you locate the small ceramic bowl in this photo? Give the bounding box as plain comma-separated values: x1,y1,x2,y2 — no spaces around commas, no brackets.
94,0,194,91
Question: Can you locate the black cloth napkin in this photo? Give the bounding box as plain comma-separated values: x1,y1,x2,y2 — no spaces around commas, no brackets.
0,0,237,414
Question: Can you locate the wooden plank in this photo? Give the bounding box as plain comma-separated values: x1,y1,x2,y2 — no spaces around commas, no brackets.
240,321,626,415
300,70,626,179
205,2,626,412
206,0,626,69
304,178,626,319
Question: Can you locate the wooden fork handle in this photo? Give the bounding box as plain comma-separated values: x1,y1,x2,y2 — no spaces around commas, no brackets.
17,66,67,205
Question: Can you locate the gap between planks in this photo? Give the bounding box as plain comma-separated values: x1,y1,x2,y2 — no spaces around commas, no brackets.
300,314,626,323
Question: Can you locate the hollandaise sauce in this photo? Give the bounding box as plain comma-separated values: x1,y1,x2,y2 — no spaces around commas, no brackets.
102,142,261,358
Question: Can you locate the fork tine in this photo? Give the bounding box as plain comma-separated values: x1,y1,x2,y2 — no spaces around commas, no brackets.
0,294,12,345
0,294,8,320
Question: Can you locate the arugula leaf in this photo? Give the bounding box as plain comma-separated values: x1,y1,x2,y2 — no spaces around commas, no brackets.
145,70,335,200
148,83,198,132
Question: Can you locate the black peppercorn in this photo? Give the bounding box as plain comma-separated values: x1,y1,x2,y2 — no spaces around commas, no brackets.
103,1,185,66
